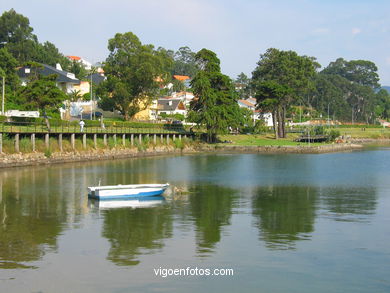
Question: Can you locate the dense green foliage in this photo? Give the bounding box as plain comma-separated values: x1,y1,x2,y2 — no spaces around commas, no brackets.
0,47,20,107
16,73,67,129
188,49,241,142
252,48,317,138
0,9,70,69
171,46,198,78
307,58,385,124
97,32,173,120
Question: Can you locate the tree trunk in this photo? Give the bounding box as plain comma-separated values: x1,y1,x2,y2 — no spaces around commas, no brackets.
43,110,51,132
272,110,278,139
277,106,283,138
281,105,286,138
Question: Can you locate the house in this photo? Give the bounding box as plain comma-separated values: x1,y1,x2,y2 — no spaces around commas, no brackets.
148,98,186,120
66,55,92,70
165,75,192,91
238,97,273,127
378,119,390,127
17,63,80,94
172,91,194,106
173,75,190,82
72,72,106,96
238,99,256,111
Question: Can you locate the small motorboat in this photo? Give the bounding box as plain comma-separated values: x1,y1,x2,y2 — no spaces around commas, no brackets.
87,183,169,200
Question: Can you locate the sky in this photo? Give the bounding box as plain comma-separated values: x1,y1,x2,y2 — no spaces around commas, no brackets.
2,0,390,85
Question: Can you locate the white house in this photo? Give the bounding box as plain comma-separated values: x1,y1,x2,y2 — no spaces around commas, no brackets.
238,97,273,127
66,55,92,70
152,98,187,119
17,63,81,94
172,91,194,106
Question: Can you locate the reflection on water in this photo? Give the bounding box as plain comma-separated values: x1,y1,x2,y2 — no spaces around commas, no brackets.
101,202,173,266
0,151,386,293
188,185,237,256
320,187,377,222
89,196,165,209
252,186,318,250
0,167,69,269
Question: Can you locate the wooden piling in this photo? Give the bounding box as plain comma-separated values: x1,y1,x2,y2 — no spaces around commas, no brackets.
45,133,49,150
15,134,20,153
31,133,35,152
71,133,75,150
59,134,63,152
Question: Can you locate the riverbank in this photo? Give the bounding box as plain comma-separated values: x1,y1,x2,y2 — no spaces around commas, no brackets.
0,143,364,169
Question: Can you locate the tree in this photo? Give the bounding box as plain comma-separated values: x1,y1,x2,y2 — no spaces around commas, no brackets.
0,47,19,91
310,58,382,123
17,74,67,130
252,48,317,138
0,10,70,69
374,89,390,119
97,32,172,120
172,46,198,78
308,74,351,121
68,60,88,80
37,41,71,69
0,9,39,64
235,72,251,99
188,48,241,142
321,58,380,89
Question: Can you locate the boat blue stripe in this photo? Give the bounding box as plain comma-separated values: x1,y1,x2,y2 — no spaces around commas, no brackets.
95,190,166,200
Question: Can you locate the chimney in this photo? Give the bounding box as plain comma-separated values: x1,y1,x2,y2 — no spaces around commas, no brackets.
56,63,63,71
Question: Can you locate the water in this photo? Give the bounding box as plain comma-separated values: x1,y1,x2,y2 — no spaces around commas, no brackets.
0,149,390,292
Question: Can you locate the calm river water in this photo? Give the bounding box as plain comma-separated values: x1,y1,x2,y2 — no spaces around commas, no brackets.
1,149,390,293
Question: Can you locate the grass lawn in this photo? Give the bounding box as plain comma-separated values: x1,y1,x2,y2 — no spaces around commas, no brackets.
336,127,390,139
217,134,325,146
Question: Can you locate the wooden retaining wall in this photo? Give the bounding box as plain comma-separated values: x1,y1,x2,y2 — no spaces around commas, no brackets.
0,132,192,153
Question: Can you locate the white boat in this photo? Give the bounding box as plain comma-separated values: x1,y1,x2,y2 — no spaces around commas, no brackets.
87,183,169,200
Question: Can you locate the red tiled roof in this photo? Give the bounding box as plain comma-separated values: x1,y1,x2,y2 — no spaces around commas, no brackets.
67,56,81,61
173,75,190,81
239,99,255,107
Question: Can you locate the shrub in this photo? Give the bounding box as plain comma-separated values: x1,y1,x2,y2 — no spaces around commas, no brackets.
326,129,341,142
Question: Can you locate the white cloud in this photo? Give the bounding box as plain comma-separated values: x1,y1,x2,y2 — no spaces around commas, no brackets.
352,28,362,35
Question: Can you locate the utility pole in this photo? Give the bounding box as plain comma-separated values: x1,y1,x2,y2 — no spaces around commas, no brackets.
90,73,93,120
2,75,4,115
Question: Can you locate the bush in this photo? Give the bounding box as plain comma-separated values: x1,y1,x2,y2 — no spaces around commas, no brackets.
326,129,341,142
313,125,325,135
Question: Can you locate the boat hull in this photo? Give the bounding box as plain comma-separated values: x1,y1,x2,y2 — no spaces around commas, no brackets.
88,184,169,200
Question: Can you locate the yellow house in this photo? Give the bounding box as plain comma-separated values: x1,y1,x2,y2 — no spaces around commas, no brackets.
73,81,90,96
133,98,155,120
